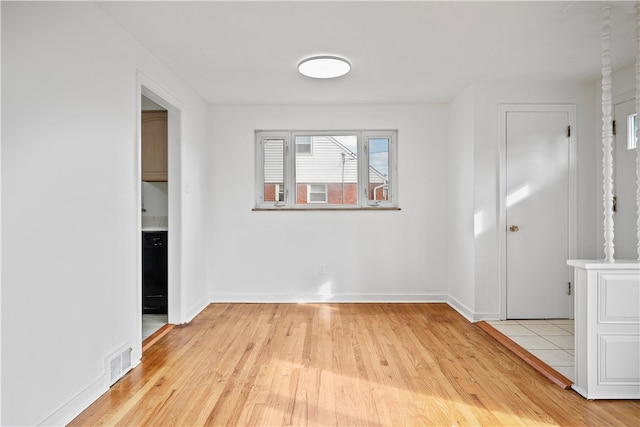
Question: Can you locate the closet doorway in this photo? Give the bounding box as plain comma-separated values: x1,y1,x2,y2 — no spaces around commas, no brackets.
500,104,576,319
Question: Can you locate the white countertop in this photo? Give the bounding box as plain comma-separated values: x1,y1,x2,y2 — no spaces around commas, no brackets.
567,259,640,269
142,215,168,232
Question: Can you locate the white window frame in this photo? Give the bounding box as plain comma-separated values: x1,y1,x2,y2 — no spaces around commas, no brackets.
255,130,398,210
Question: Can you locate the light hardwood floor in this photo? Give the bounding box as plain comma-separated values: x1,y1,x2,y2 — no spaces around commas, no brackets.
70,304,640,426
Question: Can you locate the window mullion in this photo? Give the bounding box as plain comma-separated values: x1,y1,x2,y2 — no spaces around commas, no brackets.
285,133,295,208
359,134,368,207
255,137,265,207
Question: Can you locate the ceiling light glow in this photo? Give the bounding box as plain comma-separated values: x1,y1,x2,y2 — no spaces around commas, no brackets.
298,56,351,79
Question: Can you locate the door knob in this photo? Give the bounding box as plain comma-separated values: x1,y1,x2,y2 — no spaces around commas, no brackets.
509,225,520,232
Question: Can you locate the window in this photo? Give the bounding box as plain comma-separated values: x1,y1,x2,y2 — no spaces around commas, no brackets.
307,184,327,203
255,130,398,209
295,136,312,154
261,138,285,204
628,113,638,150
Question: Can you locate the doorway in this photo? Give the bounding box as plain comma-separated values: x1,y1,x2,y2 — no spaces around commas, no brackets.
613,99,639,259
141,96,168,340
500,105,576,319
136,76,183,356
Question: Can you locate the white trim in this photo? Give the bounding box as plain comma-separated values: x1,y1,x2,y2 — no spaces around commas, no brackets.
447,296,500,322
210,293,448,303
447,296,475,322
498,104,577,320
473,312,502,322
184,294,211,324
37,375,108,426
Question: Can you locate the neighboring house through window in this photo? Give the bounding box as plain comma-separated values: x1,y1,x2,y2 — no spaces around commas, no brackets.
255,130,398,209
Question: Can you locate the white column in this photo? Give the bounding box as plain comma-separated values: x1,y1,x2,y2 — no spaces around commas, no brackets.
602,5,615,262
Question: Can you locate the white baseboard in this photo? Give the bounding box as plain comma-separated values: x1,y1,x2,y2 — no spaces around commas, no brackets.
473,312,501,322
184,295,211,324
37,374,108,427
210,293,448,303
447,296,475,322
446,296,500,322
37,352,141,427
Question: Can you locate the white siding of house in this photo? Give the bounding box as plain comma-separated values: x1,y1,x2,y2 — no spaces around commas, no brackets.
296,136,359,183
263,140,284,183
264,136,385,184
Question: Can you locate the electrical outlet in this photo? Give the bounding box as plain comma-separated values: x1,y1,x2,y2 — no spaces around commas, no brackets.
318,264,326,275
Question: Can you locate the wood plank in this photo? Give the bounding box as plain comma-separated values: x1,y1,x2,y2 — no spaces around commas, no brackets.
70,304,640,427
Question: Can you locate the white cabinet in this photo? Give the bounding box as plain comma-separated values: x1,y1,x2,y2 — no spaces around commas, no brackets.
567,260,640,399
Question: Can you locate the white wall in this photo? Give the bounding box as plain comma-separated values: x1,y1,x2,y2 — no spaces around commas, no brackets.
208,104,448,302
1,2,209,425
447,85,476,319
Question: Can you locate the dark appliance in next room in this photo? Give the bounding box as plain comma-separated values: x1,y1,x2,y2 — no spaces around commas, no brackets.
142,231,167,314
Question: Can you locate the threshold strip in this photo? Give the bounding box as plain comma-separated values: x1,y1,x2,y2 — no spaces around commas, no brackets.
476,321,573,390
142,323,175,354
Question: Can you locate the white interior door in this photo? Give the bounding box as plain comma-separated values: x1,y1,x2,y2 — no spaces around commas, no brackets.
506,109,572,319
613,99,638,259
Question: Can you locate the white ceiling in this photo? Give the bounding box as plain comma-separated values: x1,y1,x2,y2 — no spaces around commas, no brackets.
97,1,637,105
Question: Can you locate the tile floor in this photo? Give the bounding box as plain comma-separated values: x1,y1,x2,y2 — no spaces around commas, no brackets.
487,319,575,381
142,314,168,341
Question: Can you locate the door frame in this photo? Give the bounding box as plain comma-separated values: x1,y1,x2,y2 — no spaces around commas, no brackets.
134,71,183,360
498,104,577,320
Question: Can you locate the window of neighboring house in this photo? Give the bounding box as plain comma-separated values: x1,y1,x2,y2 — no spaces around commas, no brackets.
276,183,285,202
628,113,638,150
255,130,398,209
261,137,286,204
307,184,328,203
295,135,312,154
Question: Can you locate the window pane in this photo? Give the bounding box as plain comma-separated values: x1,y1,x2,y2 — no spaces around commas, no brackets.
296,136,312,154
295,135,358,205
263,139,284,202
368,138,389,201
629,113,638,150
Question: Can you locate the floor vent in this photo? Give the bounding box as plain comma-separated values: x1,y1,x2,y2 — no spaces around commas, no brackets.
107,347,133,386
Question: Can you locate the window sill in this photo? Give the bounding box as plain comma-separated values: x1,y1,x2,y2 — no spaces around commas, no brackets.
252,207,401,211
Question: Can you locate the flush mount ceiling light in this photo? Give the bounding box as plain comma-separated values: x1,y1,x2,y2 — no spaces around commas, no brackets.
298,55,351,79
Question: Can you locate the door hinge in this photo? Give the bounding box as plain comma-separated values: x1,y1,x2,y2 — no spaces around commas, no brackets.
567,125,571,138
612,120,617,136
568,282,572,296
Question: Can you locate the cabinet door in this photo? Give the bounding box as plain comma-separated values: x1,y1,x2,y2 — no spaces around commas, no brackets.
141,111,168,181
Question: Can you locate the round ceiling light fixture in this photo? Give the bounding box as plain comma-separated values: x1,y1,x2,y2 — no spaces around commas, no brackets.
297,55,351,79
